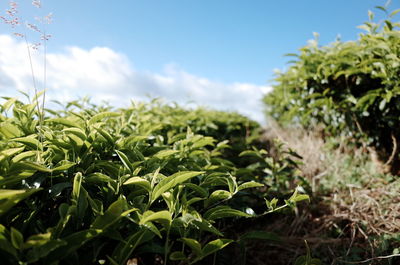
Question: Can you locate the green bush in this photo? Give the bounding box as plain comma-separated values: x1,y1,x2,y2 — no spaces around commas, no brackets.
263,8,400,173
0,97,307,265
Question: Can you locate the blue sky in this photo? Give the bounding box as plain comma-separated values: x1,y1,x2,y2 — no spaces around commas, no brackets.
0,0,399,123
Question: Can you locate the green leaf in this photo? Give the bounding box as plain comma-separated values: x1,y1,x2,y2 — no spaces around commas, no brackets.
115,150,134,173
11,136,40,150
290,194,310,203
11,150,37,163
239,150,263,158
139,210,172,229
46,118,82,128
181,238,202,256
184,183,208,197
205,190,231,207
191,219,223,236
72,172,83,203
389,8,400,17
123,177,151,192
85,173,117,184
119,135,148,147
0,224,18,257
151,171,204,203
192,136,215,148
24,232,51,248
10,227,23,250
0,171,35,187
2,97,17,111
62,127,86,140
141,222,162,238
52,161,76,172
91,198,137,230
204,206,251,221
0,189,42,216
0,147,24,162
88,111,120,125
192,239,233,264
0,122,22,138
10,161,52,173
169,251,187,261
26,239,67,263
237,181,264,191
202,238,233,257
153,149,179,159
375,5,387,13
288,188,310,203
95,127,115,145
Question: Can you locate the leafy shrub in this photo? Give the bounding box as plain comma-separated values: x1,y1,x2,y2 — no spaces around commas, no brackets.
0,98,307,265
263,8,400,174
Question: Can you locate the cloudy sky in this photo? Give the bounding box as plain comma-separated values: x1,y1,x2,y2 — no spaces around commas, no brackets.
0,0,398,123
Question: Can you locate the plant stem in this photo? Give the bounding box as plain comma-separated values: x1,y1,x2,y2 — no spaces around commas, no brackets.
164,227,171,265
41,29,47,128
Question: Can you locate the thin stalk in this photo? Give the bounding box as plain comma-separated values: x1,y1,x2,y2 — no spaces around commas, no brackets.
212,252,217,265
23,33,43,163
41,29,47,128
164,227,171,265
23,34,39,115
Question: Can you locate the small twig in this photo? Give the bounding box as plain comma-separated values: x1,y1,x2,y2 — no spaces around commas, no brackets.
337,253,400,264
383,133,397,168
345,223,356,257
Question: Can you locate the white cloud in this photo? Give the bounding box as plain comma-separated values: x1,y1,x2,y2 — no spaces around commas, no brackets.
0,34,271,124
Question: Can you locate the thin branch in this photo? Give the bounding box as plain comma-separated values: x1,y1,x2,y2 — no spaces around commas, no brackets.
383,133,397,167
337,253,400,264
40,28,47,128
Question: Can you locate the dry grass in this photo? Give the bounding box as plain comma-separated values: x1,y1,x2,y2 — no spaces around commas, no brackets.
249,122,400,264
261,121,327,181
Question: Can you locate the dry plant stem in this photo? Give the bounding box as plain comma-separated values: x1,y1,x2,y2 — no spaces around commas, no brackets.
23,33,43,162
23,34,39,111
337,253,400,264
40,28,47,135
383,133,397,168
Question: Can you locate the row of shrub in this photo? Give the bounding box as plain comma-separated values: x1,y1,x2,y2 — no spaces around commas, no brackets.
0,97,306,265
263,8,400,174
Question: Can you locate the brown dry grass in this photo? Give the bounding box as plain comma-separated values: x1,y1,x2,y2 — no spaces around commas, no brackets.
245,123,400,265
261,121,327,185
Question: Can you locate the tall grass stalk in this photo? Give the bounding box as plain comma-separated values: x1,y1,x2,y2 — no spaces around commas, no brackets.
1,1,51,162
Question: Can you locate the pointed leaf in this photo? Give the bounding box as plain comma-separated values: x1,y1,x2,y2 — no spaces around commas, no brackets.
10,161,52,173
10,227,23,250
0,189,42,216
181,238,202,256
91,198,137,230
205,190,231,207
204,206,251,221
153,149,179,159
139,210,171,229
11,136,40,150
238,181,264,191
88,111,120,125
151,171,204,203
123,177,151,192
46,118,82,128
115,150,134,173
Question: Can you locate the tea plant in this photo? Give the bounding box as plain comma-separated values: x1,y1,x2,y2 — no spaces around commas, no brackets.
263,7,400,173
0,98,308,264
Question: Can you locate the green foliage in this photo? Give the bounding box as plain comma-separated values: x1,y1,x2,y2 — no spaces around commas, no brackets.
263,8,400,172
0,98,307,264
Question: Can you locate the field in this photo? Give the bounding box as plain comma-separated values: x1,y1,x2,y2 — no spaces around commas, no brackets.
1,2,400,265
